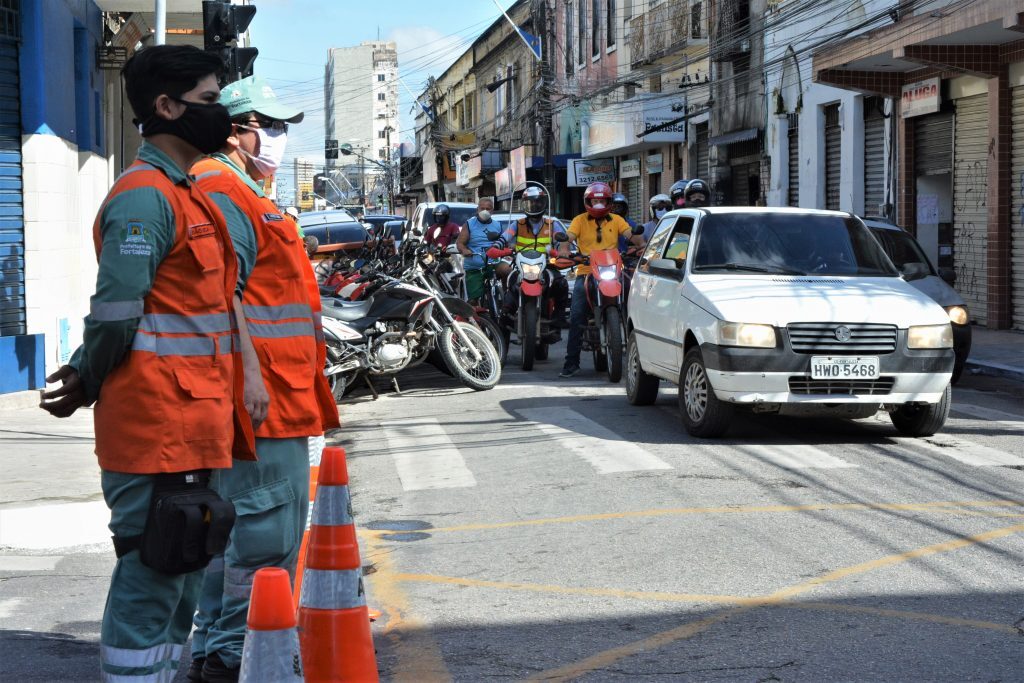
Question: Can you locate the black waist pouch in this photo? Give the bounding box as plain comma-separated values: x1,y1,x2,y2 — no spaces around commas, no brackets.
114,470,236,575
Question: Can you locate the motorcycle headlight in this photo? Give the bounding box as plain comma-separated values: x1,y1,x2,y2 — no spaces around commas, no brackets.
718,321,776,348
521,263,542,279
945,305,968,326
597,266,618,281
907,324,953,349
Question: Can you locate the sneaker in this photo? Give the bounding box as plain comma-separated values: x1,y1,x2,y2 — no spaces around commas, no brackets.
186,658,205,683
201,652,240,683
559,365,580,378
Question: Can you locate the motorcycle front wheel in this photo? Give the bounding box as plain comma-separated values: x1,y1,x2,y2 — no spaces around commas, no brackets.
604,306,623,383
439,322,502,390
521,301,538,371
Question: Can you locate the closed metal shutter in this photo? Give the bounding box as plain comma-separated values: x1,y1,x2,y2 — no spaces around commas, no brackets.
787,113,799,207
824,104,840,210
864,103,885,216
1011,87,1024,330
953,94,988,326
621,173,642,225
0,37,22,337
914,113,952,175
694,122,708,180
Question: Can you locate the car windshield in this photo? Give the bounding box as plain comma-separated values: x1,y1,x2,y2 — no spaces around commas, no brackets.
691,213,898,277
421,206,476,228
869,227,935,275
298,210,356,226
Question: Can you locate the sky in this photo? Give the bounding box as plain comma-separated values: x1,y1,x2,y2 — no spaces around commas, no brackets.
248,0,511,204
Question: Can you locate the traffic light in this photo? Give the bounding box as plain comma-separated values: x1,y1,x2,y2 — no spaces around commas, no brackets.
202,1,258,83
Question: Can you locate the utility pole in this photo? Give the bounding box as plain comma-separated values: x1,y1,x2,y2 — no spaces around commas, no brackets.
535,0,556,210
426,77,445,202
385,125,395,213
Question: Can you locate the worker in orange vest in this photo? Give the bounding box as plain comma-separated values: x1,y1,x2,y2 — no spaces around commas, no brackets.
39,45,264,682
187,76,340,682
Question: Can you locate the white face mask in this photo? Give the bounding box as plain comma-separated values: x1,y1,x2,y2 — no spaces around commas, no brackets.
654,208,667,219
477,210,492,222
242,126,288,177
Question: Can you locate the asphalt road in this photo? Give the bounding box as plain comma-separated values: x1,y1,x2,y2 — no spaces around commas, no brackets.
1,340,1023,681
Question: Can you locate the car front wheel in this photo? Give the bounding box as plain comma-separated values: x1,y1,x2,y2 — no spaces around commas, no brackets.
679,347,733,438
890,383,951,437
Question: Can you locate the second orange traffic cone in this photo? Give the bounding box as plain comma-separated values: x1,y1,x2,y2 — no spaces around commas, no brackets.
239,567,304,682
298,446,379,682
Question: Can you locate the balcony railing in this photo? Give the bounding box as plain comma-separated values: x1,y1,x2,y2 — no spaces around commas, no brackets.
629,1,702,67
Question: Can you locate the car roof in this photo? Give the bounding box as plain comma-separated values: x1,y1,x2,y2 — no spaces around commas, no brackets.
420,202,478,209
859,216,903,231
693,206,853,217
297,210,360,226
362,214,403,220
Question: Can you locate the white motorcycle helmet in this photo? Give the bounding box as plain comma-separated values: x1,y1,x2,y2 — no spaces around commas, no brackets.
649,194,671,220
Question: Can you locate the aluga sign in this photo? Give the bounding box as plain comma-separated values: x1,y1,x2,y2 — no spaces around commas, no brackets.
901,77,941,118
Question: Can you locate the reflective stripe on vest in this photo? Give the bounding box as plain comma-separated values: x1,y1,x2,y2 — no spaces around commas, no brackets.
299,568,366,610
101,643,183,669
515,219,552,251
242,303,313,322
132,333,233,356
138,312,233,335
90,299,145,322
247,319,316,339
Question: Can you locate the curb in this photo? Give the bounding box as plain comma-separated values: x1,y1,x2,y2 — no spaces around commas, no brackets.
964,359,1024,383
0,390,41,411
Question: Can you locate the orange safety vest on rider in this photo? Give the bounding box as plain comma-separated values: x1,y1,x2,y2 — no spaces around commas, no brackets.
515,217,554,252
92,161,251,474
193,158,340,438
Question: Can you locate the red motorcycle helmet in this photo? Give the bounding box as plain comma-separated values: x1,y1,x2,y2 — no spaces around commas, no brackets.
583,182,613,219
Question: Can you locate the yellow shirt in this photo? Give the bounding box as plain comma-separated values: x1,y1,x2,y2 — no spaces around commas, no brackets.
568,213,632,275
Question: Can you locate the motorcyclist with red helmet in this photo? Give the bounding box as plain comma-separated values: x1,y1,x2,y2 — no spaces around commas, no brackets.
560,182,644,378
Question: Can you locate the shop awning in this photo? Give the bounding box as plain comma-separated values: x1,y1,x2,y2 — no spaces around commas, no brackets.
709,128,759,147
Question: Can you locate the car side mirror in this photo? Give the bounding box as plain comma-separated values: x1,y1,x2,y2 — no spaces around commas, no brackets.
412,227,423,237
554,232,569,242
486,231,500,241
901,262,929,282
938,266,956,285
649,258,683,280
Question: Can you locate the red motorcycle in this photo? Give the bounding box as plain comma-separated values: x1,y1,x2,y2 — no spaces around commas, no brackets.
569,247,627,383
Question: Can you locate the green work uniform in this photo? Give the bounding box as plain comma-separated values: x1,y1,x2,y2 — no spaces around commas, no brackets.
189,153,310,670
79,143,223,682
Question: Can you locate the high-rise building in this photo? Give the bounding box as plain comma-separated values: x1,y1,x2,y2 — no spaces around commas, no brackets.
325,41,399,203
293,157,316,211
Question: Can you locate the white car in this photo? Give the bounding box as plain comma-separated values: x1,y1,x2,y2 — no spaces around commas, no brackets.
625,207,954,438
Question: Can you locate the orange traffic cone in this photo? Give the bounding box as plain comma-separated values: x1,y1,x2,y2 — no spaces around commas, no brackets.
239,567,304,682
298,447,379,682
293,464,320,609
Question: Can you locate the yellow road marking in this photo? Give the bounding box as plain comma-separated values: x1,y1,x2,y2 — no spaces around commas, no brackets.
527,522,1024,682
415,500,1023,535
362,535,452,683
393,573,1018,634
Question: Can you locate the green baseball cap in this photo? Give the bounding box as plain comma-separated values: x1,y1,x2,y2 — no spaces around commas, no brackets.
220,76,304,123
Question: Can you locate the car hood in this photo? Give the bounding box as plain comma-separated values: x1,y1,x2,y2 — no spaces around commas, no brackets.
906,274,964,308
687,275,950,326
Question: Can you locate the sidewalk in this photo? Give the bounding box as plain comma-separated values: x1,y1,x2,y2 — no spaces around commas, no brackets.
964,327,1024,383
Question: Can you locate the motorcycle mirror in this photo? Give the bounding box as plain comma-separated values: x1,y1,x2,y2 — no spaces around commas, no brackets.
445,244,460,255
486,231,500,241
412,227,423,237
631,224,645,236
554,232,569,242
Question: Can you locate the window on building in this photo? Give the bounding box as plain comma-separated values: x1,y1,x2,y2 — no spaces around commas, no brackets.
377,74,386,82
691,1,704,39
379,148,387,159
578,0,586,64
650,74,662,93
565,2,574,75
606,0,615,48
377,93,386,101
378,130,386,139
592,0,600,57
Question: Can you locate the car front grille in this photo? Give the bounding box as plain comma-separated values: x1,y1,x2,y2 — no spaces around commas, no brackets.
788,377,896,396
787,322,897,354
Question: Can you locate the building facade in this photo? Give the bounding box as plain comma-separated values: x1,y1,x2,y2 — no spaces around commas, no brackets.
324,41,399,204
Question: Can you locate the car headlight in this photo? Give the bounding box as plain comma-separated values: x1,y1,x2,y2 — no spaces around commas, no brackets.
945,305,968,326
597,266,618,281
718,322,776,348
521,263,542,279
907,324,953,349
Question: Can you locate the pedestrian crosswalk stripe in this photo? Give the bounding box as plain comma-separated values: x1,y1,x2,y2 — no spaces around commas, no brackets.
0,556,62,571
896,434,1024,467
729,443,858,470
384,418,477,491
952,402,1024,431
516,408,673,474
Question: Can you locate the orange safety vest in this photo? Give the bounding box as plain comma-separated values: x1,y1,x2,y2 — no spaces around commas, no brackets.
92,161,252,474
193,158,340,438
515,218,554,252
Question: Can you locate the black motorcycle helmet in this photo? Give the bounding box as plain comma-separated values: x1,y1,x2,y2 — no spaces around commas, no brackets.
669,179,691,209
610,192,629,217
521,185,548,219
684,179,710,208
432,204,450,224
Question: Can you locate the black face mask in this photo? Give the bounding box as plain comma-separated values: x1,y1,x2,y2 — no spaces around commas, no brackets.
139,97,232,155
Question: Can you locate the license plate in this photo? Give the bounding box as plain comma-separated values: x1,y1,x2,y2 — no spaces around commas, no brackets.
810,356,880,380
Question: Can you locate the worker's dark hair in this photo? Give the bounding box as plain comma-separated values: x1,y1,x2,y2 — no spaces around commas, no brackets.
122,45,223,121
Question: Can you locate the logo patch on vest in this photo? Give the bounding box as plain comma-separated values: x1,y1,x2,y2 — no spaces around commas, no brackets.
119,221,153,257
188,223,216,239
263,213,284,223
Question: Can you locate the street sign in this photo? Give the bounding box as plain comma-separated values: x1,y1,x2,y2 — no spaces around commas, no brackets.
325,139,338,159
